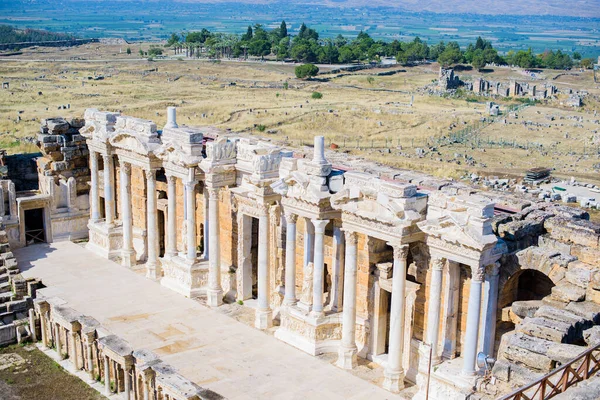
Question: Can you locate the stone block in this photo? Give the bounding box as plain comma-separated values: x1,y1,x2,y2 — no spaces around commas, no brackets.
498,220,543,241
544,217,600,249
571,244,600,268
515,316,570,342
565,301,600,325
551,282,586,302
534,305,586,328
492,359,543,386
586,288,600,305
565,261,594,288
552,375,600,400
583,326,600,345
511,300,544,319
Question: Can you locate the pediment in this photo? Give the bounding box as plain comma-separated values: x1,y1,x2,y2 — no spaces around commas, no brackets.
109,133,151,156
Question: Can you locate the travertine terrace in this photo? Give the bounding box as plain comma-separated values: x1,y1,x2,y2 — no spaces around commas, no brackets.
3,106,600,399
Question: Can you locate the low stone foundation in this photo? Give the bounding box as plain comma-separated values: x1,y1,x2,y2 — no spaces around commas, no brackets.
275,306,342,355
160,255,209,298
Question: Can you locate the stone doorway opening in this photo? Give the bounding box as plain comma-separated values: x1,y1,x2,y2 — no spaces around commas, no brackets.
372,285,392,361
497,269,556,345
24,208,46,245
157,209,165,258
250,217,259,299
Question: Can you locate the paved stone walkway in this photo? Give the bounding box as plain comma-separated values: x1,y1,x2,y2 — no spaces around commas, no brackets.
16,242,397,400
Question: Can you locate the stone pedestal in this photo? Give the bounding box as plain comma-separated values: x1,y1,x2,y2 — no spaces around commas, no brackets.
160,256,209,298
275,306,342,356
414,357,480,400
86,220,123,261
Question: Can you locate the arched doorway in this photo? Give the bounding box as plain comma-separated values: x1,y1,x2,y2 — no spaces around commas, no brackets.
497,269,556,347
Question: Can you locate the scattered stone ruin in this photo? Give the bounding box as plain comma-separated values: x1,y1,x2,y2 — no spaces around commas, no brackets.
438,67,462,90
3,106,600,399
0,224,42,347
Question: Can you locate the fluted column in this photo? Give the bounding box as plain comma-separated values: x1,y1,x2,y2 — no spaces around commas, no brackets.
283,212,298,306
206,187,223,307
104,356,111,395
311,219,329,318
120,162,135,267
143,376,150,400
166,175,177,257
462,266,484,375
102,154,115,225
145,169,160,279
255,212,272,329
28,309,37,342
55,324,62,357
331,223,345,312
185,179,197,262
383,244,409,393
90,151,100,221
425,257,445,364
337,230,358,369
40,311,48,348
480,263,500,356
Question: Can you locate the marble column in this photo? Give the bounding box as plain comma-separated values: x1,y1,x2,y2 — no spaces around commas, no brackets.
337,231,358,369
207,187,223,307
480,263,500,357
55,324,62,357
86,335,95,380
256,212,272,329
383,244,409,393
28,309,37,342
283,212,298,306
120,162,135,267
40,312,48,348
166,175,177,257
311,219,329,318
90,151,100,221
71,332,79,369
124,366,131,400
425,257,444,364
462,266,484,375
441,260,460,360
203,188,209,260
330,223,345,312
303,218,314,271
143,377,150,400
102,154,115,225
104,356,111,395
185,179,197,262
145,169,161,279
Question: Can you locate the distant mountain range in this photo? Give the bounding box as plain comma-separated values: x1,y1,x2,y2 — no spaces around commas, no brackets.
170,0,599,18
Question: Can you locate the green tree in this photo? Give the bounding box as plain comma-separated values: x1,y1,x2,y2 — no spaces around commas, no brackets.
166,33,180,46
573,52,581,60
241,25,253,41
126,47,131,55
295,63,319,79
280,21,288,39
471,50,486,70
437,41,462,66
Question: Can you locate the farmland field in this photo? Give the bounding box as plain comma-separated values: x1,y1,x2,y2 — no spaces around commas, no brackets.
1,1,599,57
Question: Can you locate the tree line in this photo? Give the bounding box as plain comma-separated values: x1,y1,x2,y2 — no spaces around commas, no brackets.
166,22,594,71
0,25,78,45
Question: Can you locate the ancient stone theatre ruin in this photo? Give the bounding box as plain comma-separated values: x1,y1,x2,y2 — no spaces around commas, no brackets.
4,106,600,399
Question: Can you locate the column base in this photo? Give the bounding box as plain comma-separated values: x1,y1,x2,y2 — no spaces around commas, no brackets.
121,249,136,268
254,308,273,330
414,357,480,400
86,220,123,261
160,256,209,298
383,368,405,393
275,306,342,356
206,288,223,307
336,345,358,370
145,262,162,280
282,298,297,307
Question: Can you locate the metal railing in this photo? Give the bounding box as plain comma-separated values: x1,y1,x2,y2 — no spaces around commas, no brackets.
498,343,600,400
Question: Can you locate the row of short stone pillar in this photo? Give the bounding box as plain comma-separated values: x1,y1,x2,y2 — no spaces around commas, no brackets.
33,300,206,400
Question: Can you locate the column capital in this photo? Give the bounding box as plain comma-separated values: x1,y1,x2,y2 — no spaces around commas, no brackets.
431,257,445,271
344,230,358,246
121,161,131,175
284,212,298,224
389,243,409,260
102,153,111,162
486,262,501,277
311,219,329,233
166,174,177,185
144,169,156,181
207,187,219,200
472,265,486,282
184,180,197,190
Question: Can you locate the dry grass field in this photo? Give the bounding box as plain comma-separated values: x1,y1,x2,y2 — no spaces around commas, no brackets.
1,43,599,182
